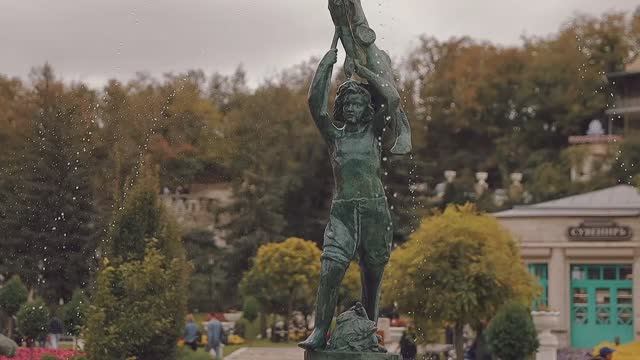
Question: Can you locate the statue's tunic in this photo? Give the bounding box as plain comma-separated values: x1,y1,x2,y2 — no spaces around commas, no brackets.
321,121,393,267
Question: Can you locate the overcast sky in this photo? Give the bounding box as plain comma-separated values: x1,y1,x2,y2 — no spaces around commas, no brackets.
1,0,638,87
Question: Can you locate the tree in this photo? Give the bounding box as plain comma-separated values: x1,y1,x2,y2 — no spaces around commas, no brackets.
182,229,223,312
108,172,186,263
85,173,190,360
62,289,89,338
0,275,28,338
16,299,49,346
383,204,538,360
218,67,332,305
5,65,100,303
240,238,321,329
85,245,189,360
486,302,539,360
397,10,640,218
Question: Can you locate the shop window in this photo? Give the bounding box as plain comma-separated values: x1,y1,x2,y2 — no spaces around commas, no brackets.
617,288,634,326
573,288,589,325
571,266,585,280
619,265,633,280
587,267,601,280
603,266,617,280
528,263,548,310
595,288,611,325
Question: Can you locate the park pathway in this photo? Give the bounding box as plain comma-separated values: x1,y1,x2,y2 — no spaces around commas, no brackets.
225,347,304,360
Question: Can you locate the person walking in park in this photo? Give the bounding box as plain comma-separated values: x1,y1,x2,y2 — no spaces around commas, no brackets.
207,314,226,360
399,326,417,360
183,314,200,351
47,316,64,349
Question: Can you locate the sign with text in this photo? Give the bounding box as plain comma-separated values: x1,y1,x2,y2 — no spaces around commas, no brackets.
567,220,632,241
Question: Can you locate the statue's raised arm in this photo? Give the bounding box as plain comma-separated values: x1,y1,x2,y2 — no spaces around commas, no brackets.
328,0,412,154
308,48,338,142
353,61,400,132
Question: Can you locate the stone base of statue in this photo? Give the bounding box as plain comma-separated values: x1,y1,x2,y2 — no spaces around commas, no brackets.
304,303,400,360
304,350,400,360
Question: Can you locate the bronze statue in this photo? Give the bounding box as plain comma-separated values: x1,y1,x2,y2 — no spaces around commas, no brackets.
328,0,411,155
298,1,411,352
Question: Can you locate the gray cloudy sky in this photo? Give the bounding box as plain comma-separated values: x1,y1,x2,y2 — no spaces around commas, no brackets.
1,0,638,87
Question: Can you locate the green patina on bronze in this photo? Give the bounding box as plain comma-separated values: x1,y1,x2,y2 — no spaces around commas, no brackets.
305,351,401,360
327,303,387,353
298,0,411,354
328,0,411,155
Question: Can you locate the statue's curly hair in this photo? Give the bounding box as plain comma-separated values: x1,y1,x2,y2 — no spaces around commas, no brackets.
333,80,374,125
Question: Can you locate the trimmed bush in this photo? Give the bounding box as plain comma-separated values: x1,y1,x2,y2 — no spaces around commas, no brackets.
62,289,88,336
242,296,259,322
16,299,49,345
486,302,539,360
0,275,28,337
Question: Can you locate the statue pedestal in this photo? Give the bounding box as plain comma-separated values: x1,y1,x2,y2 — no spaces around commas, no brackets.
304,351,400,360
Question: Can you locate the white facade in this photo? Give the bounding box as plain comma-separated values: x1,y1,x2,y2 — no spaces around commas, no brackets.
494,185,640,348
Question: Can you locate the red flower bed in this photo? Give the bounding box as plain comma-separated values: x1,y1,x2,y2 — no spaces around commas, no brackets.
0,348,84,360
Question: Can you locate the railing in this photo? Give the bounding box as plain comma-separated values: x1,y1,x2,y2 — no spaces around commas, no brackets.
610,97,640,113
160,194,218,215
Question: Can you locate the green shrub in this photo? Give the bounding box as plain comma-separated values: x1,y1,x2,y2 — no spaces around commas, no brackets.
242,296,259,322
84,174,190,360
85,246,189,360
63,289,89,336
234,318,247,338
16,299,49,343
0,275,28,337
41,355,59,360
0,276,28,316
486,302,539,360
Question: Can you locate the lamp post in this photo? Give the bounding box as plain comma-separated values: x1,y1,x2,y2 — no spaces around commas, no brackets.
208,255,215,312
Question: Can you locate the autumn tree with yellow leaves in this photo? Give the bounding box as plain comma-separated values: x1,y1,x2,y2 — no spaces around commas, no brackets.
240,238,321,326
240,237,362,335
383,204,539,360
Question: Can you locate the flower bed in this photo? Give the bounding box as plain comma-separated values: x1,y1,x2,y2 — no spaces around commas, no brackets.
0,348,84,360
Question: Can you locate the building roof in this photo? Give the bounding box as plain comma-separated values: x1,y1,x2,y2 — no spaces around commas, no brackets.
607,57,640,78
626,57,640,73
494,185,640,218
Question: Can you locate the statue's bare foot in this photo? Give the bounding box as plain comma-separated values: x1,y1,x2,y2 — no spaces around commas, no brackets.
298,328,327,350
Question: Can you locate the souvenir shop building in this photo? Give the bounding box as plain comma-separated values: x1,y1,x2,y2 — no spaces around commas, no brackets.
494,185,640,348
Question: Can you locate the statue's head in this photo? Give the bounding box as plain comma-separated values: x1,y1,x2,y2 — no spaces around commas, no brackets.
334,80,374,126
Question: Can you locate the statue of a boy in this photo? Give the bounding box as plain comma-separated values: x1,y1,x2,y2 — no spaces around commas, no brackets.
298,47,401,350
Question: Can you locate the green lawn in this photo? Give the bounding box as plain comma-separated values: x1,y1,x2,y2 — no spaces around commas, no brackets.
177,339,298,359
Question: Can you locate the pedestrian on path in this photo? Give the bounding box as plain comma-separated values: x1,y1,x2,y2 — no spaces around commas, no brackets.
47,316,64,349
184,314,200,351
399,326,417,360
207,314,226,360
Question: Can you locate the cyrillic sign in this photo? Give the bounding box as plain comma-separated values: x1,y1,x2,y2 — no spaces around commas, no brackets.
567,220,632,241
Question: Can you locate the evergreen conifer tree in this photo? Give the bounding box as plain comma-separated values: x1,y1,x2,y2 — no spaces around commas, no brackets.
86,171,189,360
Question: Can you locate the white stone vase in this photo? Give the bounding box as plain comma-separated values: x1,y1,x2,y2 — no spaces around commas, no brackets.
532,311,559,332
531,311,559,360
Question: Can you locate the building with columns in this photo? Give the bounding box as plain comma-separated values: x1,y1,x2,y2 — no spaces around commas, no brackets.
494,185,640,348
